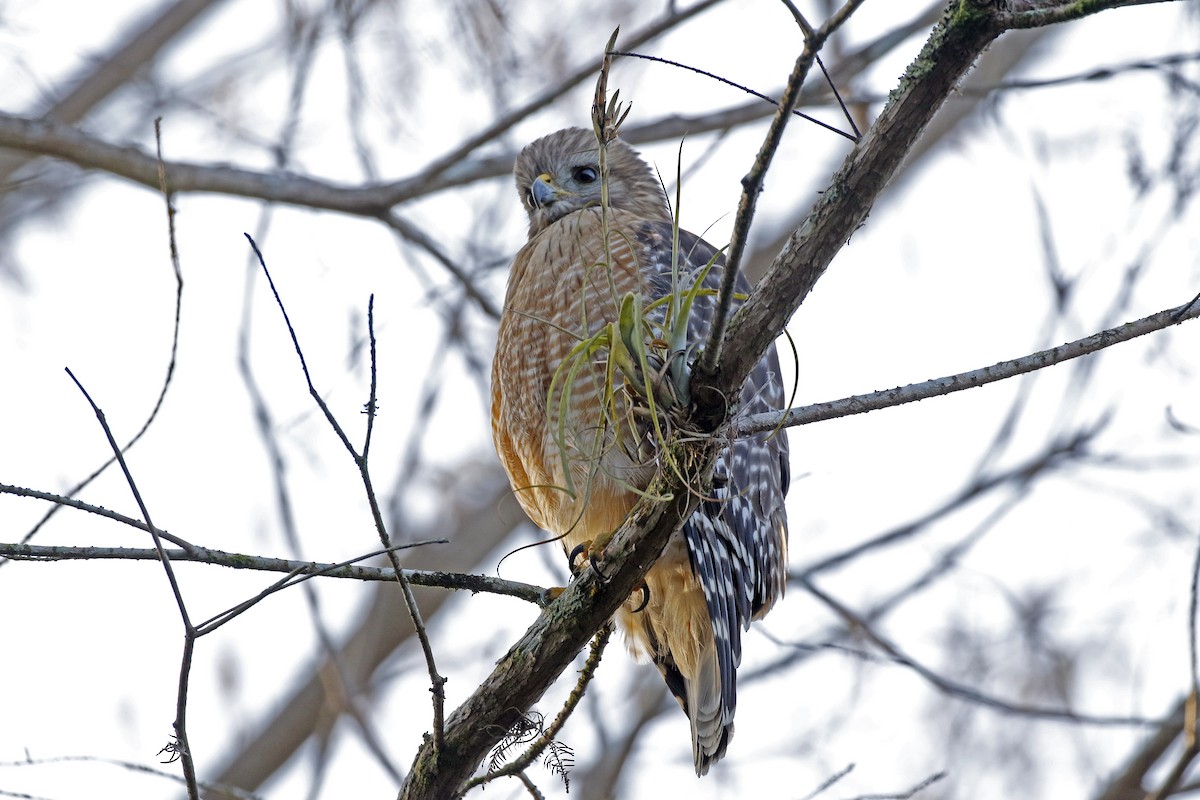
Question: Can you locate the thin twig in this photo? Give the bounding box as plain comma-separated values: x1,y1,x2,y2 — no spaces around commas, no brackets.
735,292,1200,436
0,542,545,600
244,235,357,453
245,235,448,754
698,0,862,380
845,771,947,800
0,484,196,547
779,0,814,37
799,763,855,800
460,625,612,796
361,298,447,753
608,51,855,141
0,754,263,800
816,53,862,139
797,576,1158,727
62,369,199,799
378,211,501,319
187,541,452,634
247,33,410,782
4,119,186,566
697,39,818,380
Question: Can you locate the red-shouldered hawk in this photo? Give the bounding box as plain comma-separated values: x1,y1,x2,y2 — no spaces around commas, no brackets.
491,127,789,776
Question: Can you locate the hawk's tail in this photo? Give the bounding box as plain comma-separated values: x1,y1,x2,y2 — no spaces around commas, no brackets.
685,638,733,775
651,622,734,776
615,549,740,776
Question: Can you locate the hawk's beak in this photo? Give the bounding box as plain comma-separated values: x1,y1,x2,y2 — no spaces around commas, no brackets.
530,173,559,208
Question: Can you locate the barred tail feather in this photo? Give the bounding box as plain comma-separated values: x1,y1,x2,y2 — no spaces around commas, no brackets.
649,637,733,776
686,638,732,775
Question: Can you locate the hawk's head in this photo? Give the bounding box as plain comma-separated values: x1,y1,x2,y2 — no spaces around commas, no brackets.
514,127,670,237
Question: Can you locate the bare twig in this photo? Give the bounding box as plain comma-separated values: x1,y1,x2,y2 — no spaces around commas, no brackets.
736,291,1200,436
0,484,195,548
0,541,543,603
799,763,856,800
698,0,867,389
608,50,856,141
462,625,612,796
0,754,263,800
697,29,817,380
845,770,947,800
700,1,1180,426
244,237,451,758
62,369,199,799
797,577,1157,727
4,119,186,565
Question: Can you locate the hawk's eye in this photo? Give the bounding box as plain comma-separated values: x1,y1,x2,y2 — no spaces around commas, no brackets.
573,166,598,184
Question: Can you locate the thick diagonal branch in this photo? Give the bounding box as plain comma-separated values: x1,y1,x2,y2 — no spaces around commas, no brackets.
397,439,714,799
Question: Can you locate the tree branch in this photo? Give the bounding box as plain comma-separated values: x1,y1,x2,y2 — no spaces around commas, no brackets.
62,368,200,799
396,436,716,798
735,291,1200,436
696,3,1004,405
0,2,938,227
0,2,728,216
699,0,1179,420
798,577,1159,726
0,541,545,605
1094,697,1187,800
699,0,865,377
209,471,524,795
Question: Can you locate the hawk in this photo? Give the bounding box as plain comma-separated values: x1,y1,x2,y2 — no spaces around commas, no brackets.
491,127,790,775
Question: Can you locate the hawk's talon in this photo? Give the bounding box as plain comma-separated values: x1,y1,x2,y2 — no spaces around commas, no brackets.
567,542,590,576
566,541,612,581
630,581,650,613
588,551,611,582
